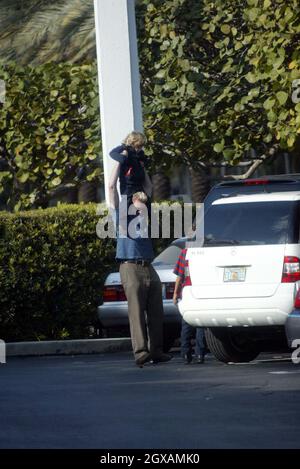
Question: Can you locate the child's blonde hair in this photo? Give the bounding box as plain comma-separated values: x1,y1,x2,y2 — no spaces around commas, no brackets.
123,131,146,148
132,191,148,204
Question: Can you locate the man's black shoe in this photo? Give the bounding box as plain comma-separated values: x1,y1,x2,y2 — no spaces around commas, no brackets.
196,355,205,364
151,353,172,364
135,353,151,367
184,352,193,364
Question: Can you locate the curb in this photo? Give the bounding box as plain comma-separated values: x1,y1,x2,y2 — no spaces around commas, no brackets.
6,338,132,357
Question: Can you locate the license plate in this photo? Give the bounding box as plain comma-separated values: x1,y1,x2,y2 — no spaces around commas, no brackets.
223,267,246,282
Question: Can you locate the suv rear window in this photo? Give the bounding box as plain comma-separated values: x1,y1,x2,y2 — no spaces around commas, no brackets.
204,201,300,246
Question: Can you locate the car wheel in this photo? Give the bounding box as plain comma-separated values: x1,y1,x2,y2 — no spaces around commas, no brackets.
205,327,260,363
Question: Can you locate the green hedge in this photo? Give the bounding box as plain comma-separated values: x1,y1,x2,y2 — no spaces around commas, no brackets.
0,202,179,342
0,203,116,341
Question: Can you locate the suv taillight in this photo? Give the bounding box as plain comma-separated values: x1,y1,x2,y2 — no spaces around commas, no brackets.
282,256,300,283
243,178,269,186
294,290,300,308
184,260,192,286
103,285,127,302
165,282,175,299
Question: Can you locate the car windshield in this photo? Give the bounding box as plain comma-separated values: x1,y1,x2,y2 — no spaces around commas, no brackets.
203,200,300,246
153,245,182,266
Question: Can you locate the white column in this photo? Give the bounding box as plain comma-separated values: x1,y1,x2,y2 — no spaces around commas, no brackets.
93,0,143,205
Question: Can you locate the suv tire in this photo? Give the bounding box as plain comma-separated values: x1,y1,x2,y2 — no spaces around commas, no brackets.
205,327,260,363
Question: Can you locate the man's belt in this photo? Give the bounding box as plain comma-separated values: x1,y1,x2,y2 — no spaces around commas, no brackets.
121,259,151,266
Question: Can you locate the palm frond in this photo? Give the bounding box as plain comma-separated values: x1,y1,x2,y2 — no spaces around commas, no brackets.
0,0,96,64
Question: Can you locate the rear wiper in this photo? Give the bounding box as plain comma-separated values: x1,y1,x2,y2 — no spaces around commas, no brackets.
204,237,240,246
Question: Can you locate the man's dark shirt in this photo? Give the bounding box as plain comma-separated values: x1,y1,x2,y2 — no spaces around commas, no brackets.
115,208,154,261
116,236,154,261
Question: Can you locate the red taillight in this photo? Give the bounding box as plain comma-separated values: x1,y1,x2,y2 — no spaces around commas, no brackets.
165,282,175,299
294,290,300,308
282,256,300,283
243,178,269,186
103,285,127,302
183,260,192,286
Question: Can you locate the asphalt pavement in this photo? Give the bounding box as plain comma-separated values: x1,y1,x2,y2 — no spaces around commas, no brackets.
1,351,300,449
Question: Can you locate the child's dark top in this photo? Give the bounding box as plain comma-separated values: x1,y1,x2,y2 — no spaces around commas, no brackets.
109,144,148,196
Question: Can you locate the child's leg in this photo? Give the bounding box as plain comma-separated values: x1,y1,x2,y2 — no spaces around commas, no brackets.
195,327,206,358
180,318,194,358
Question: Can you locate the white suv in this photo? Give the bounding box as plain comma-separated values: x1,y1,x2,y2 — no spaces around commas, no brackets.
179,191,300,363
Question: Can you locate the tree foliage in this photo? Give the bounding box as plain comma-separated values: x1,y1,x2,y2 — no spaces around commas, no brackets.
0,62,102,210
1,0,300,210
137,0,300,169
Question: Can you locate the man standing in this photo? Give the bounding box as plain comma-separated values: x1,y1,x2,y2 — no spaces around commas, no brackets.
117,192,172,367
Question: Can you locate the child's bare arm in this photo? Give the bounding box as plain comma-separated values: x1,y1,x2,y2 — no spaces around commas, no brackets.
173,276,182,305
108,162,120,210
